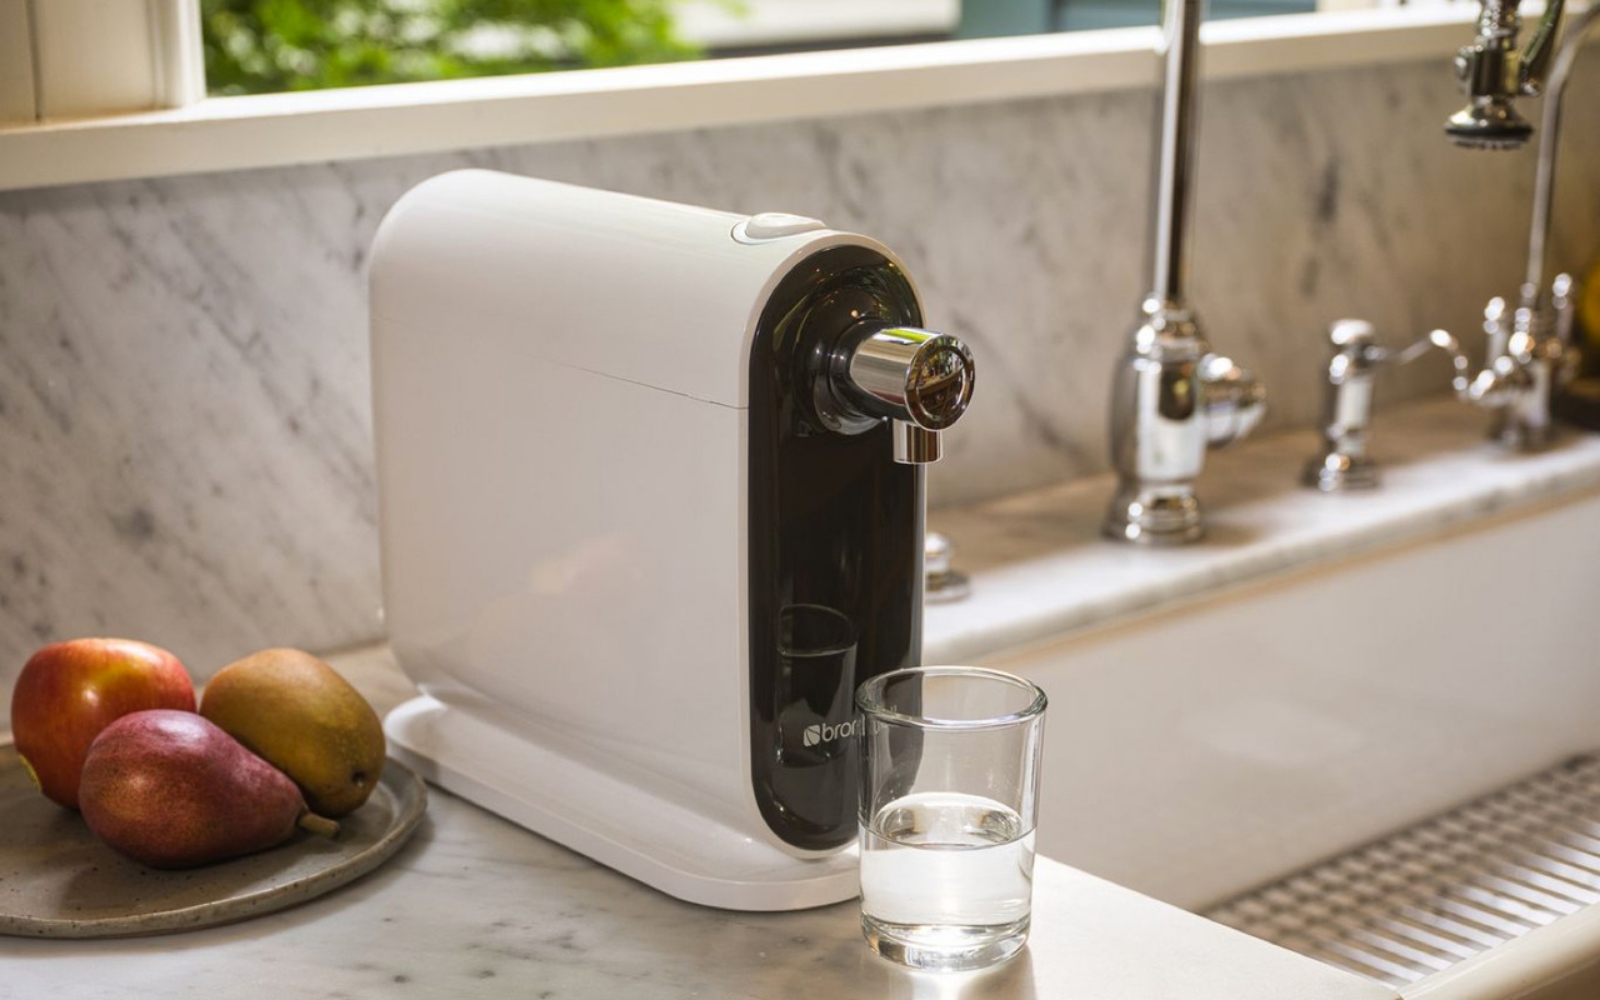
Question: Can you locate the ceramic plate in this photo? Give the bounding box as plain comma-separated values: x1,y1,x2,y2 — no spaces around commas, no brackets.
0,743,427,938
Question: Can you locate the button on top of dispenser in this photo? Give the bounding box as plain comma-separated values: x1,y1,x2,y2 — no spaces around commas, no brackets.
733,213,826,244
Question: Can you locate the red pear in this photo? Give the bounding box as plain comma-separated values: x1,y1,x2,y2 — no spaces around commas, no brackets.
79,710,337,869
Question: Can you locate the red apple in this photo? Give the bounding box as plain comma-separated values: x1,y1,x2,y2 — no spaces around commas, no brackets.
11,638,196,809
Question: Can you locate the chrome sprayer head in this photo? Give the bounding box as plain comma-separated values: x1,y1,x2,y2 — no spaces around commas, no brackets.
1445,98,1533,150
1446,0,1566,150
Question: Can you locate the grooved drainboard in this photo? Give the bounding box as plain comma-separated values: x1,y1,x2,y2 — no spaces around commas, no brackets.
1204,754,1600,987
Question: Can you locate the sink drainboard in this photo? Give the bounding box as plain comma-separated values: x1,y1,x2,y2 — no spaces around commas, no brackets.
1205,754,1600,988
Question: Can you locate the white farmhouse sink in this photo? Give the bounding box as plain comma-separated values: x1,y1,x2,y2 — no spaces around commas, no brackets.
927,398,1600,1000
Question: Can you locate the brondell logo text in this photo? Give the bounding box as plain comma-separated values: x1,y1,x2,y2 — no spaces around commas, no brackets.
802,718,863,747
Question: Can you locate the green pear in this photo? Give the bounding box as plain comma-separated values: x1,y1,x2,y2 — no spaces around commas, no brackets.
201,648,386,817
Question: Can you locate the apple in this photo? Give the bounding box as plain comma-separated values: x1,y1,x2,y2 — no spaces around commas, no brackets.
11,638,196,809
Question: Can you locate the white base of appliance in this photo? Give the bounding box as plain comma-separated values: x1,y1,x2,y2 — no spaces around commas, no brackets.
384,695,861,912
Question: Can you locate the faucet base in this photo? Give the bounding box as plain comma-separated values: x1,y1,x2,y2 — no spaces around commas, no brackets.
1490,412,1555,452
1104,483,1205,546
1302,453,1380,493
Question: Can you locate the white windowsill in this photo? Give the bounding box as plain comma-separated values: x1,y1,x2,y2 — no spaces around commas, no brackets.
0,6,1497,193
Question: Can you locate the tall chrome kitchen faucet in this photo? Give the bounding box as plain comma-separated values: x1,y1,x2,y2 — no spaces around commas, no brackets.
1430,0,1590,450
1104,0,1265,545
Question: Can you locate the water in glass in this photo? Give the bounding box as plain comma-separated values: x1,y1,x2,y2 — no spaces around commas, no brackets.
859,790,1035,969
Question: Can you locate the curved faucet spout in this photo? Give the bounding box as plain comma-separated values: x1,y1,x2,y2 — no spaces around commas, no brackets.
1151,0,1204,304
1524,2,1600,311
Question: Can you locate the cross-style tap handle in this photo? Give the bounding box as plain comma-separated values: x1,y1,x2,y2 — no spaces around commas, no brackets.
1552,273,1581,387
1552,273,1578,347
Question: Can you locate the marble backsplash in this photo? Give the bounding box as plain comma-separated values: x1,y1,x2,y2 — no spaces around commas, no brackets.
1,53,1598,719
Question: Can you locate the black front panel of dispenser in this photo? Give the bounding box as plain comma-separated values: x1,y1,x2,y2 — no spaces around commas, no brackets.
747,245,924,851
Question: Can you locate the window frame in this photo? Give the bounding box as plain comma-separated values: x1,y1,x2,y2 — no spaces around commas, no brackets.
2,0,202,122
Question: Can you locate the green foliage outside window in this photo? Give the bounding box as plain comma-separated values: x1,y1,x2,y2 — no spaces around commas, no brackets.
202,0,704,95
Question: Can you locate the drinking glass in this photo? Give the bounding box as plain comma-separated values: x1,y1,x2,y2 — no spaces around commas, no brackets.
855,666,1047,972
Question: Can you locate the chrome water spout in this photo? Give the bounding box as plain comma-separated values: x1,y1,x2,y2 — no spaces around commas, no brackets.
1104,0,1265,545
830,323,975,465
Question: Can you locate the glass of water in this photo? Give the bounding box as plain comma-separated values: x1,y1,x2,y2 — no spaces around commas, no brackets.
855,666,1047,972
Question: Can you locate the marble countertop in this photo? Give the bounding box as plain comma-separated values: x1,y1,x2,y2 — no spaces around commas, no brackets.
926,396,1600,663
8,397,1587,999
0,645,1395,1000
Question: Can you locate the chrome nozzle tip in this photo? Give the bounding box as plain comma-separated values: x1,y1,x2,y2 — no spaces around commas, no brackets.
1447,134,1529,151
1445,101,1534,150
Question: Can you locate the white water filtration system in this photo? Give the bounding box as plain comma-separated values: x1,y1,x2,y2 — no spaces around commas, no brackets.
369,171,976,911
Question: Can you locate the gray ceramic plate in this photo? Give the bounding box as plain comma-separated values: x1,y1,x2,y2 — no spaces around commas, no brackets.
0,742,427,938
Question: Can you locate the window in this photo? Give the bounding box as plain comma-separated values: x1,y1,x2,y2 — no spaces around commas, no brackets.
964,1,1318,37
0,0,1424,117
0,0,1469,193
200,0,968,96
198,0,1329,96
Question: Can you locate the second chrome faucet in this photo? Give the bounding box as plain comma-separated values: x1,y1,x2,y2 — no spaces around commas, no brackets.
1105,0,1265,545
1303,0,1596,491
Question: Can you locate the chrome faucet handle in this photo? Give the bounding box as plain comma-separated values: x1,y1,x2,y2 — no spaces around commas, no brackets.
1461,296,1518,407
1551,273,1581,388
1410,328,1473,397
1482,294,1512,361
1303,320,1464,492
1448,294,1559,448
1553,273,1579,350
1198,354,1267,447
1461,295,1552,409
1553,273,1577,333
